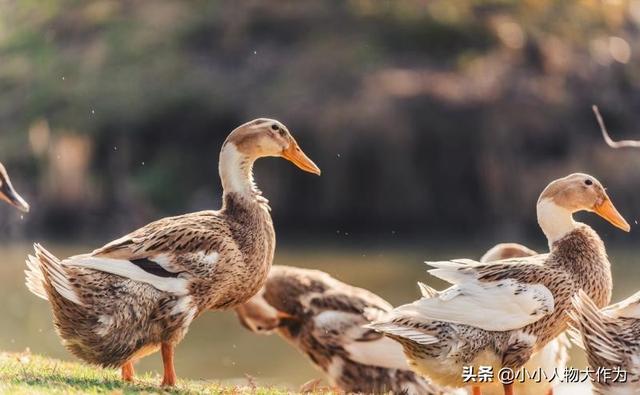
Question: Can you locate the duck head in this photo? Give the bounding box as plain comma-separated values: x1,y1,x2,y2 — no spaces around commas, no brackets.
219,119,321,197
235,290,294,334
224,118,321,175
537,173,629,244
0,163,29,213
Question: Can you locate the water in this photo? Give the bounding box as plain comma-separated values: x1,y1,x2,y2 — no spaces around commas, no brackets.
1,243,638,390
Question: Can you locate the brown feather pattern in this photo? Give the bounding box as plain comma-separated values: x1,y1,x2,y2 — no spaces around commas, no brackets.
27,191,274,368
237,266,459,395
379,224,612,389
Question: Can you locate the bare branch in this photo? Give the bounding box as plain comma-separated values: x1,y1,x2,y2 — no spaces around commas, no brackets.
592,105,640,148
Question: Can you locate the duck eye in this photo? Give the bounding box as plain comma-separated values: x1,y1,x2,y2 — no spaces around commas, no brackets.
584,179,593,186
271,124,279,131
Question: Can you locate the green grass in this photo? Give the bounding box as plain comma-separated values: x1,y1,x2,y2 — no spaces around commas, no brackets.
0,351,293,395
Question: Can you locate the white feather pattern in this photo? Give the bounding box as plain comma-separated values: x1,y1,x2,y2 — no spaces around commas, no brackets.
603,290,640,319
30,244,84,305
24,254,48,300
417,282,438,298
311,310,412,370
366,323,438,345
344,335,412,371
362,307,388,323
396,260,556,331
566,324,586,350
65,256,189,296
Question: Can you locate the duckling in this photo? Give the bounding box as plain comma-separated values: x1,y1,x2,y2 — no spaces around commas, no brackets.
235,265,462,395
568,289,640,395
25,119,320,386
478,243,569,395
0,163,29,213
368,173,630,395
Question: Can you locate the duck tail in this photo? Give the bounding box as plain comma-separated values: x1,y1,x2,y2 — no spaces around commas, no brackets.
567,290,621,365
416,282,438,298
25,252,47,301
25,243,83,306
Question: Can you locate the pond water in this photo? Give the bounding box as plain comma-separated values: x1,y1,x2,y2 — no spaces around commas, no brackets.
1,242,638,392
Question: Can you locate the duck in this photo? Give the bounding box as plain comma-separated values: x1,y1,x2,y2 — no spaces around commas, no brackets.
417,279,570,395
234,265,463,395
367,173,630,395
477,243,569,395
568,289,640,395
479,243,537,263
0,162,29,213
24,118,320,386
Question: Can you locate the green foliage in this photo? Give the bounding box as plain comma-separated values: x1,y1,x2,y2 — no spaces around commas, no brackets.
1,0,640,240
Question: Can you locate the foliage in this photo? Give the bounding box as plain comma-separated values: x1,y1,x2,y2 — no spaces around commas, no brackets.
0,1,639,242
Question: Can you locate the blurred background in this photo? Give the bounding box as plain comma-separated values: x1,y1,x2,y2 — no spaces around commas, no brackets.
1,0,640,389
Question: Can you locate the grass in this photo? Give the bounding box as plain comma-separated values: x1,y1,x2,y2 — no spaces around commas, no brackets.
0,351,294,395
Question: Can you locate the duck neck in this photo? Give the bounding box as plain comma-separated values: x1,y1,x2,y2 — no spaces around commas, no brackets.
537,197,577,248
219,142,260,204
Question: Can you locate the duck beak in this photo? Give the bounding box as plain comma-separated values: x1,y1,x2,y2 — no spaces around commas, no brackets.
276,311,295,320
283,139,321,175
276,311,300,328
0,182,29,213
594,196,630,232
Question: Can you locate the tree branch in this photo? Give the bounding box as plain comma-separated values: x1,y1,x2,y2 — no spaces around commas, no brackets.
592,105,640,148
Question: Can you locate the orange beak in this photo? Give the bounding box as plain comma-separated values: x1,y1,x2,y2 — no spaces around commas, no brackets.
275,310,300,328
282,139,321,175
276,311,295,320
594,195,630,232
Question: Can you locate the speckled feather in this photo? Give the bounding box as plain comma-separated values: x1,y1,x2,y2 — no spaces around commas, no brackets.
569,290,640,394
237,266,458,395
478,242,570,395
25,118,322,386
29,191,274,368
91,192,275,310
376,224,611,388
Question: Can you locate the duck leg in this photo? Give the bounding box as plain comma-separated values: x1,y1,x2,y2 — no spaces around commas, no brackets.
299,378,323,393
161,342,177,386
121,361,134,382
503,383,514,395
472,386,482,395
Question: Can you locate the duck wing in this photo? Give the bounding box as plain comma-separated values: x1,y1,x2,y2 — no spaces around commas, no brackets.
388,257,555,332
602,290,640,319
304,290,410,371
567,290,623,365
64,211,230,295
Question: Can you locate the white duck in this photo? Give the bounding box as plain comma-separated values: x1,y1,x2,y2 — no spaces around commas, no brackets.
368,173,629,395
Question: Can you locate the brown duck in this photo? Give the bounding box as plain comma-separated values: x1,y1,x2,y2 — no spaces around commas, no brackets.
368,173,630,395
476,243,569,395
25,119,320,386
235,265,464,395
0,162,29,213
